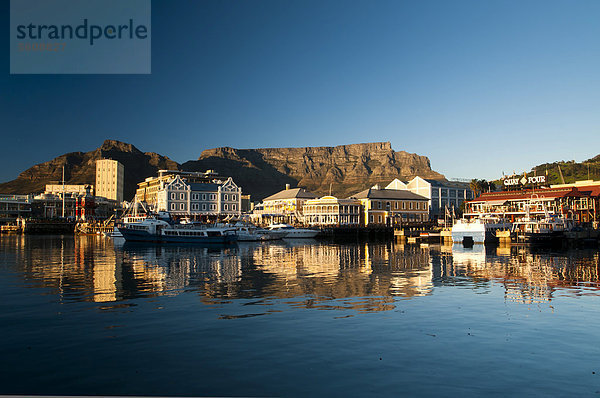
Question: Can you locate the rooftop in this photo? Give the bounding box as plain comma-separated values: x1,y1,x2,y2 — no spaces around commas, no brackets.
471,187,588,202
351,188,428,201
263,188,318,201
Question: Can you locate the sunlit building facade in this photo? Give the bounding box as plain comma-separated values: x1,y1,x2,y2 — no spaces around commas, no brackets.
303,196,362,226
95,159,124,202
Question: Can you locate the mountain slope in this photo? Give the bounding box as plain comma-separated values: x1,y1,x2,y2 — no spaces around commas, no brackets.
0,140,179,200
530,155,600,185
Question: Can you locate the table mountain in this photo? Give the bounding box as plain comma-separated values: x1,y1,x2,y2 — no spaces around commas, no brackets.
181,142,444,199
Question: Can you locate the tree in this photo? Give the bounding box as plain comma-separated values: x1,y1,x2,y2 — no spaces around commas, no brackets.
470,179,494,197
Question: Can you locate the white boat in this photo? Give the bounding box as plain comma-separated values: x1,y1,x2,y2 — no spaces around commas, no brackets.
451,215,511,244
103,227,123,238
236,225,288,241
267,223,319,239
118,219,237,244
105,215,152,238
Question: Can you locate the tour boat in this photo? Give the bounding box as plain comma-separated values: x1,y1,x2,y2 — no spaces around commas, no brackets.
118,219,237,244
511,214,573,244
451,215,511,244
267,223,320,239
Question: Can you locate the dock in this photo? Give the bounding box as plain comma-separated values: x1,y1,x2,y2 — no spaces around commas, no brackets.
393,221,444,244
12,218,75,234
318,226,393,240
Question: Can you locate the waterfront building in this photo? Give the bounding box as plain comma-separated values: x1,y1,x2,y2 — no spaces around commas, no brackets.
135,169,220,205
150,174,242,218
303,196,362,226
465,186,592,223
548,180,600,223
351,185,429,226
31,193,77,219
45,184,93,196
31,191,117,220
96,159,124,202
0,194,33,222
396,177,473,218
254,185,318,224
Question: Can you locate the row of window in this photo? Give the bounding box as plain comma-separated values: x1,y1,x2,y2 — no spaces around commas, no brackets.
372,200,428,211
170,193,238,201
432,189,473,198
165,230,207,236
304,205,361,214
369,213,428,223
169,203,238,211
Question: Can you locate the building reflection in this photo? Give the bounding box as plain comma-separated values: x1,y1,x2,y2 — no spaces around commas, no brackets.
3,236,434,310
3,234,599,311
230,240,434,309
446,244,600,304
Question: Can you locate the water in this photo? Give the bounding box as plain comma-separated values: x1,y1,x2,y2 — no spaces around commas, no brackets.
1,235,600,397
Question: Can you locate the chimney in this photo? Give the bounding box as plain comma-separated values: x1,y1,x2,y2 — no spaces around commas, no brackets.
285,184,290,190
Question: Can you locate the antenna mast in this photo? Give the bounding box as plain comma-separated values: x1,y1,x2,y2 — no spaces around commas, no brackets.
62,165,65,218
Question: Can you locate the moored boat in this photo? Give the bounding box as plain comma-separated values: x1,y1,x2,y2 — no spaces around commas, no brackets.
267,223,320,239
232,223,288,241
451,215,511,244
118,219,237,244
511,214,573,244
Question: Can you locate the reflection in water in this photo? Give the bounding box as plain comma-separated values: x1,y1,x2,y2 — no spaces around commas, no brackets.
2,235,600,311
447,244,600,304
4,235,600,397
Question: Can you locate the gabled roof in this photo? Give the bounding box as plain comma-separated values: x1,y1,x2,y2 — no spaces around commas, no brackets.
385,178,408,190
263,188,318,201
350,188,428,201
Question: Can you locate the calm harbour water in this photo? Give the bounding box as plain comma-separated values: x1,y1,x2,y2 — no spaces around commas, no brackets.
1,235,600,397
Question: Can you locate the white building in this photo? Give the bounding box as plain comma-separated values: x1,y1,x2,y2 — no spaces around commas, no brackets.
96,159,124,203
155,175,242,217
386,177,473,218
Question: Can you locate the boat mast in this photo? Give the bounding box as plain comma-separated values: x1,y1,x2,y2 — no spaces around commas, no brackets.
62,165,65,218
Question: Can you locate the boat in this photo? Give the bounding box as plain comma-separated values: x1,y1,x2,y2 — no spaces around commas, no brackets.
103,227,123,238
104,214,154,238
118,219,237,244
267,223,320,239
232,223,288,241
511,213,573,244
451,215,512,244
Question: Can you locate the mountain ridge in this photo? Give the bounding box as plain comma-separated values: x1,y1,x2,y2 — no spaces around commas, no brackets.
0,140,445,201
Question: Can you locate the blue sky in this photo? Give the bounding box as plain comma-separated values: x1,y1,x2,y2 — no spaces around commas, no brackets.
2,0,600,183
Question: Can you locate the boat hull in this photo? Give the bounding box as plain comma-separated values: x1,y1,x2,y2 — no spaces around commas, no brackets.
451,222,509,244
451,230,488,244
118,227,237,244
283,230,320,239
513,231,565,245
